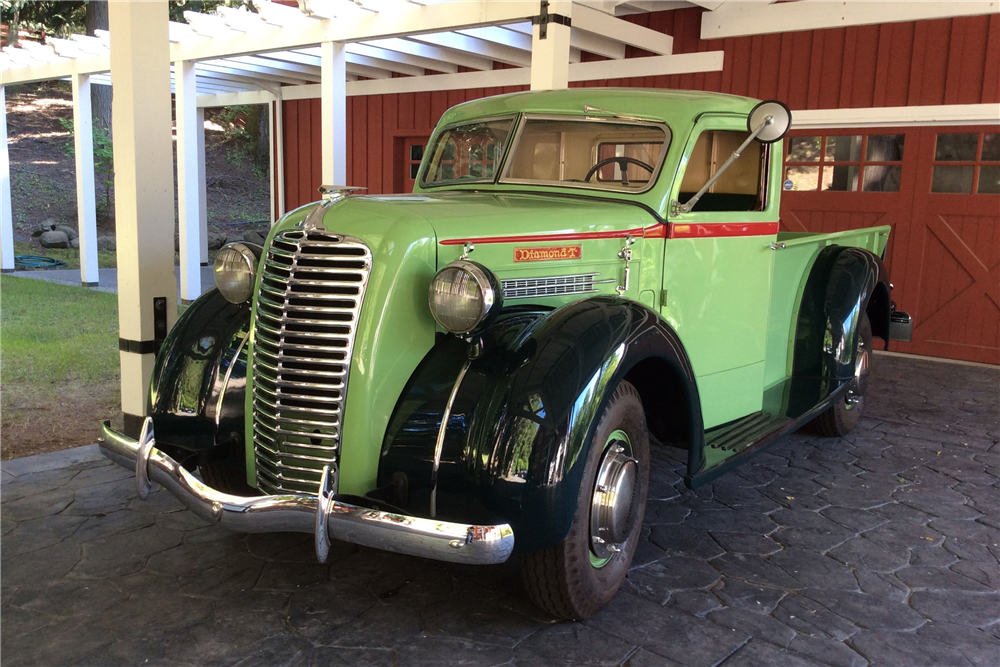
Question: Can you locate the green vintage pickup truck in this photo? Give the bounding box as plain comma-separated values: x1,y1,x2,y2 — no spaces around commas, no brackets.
100,88,912,619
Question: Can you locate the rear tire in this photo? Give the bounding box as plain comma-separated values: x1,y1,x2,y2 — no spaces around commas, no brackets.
811,312,872,437
521,380,649,620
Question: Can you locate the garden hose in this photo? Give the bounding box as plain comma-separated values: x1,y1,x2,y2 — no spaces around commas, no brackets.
14,255,68,269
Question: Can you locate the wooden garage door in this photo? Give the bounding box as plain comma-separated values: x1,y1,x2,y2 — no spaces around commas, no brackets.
781,126,999,364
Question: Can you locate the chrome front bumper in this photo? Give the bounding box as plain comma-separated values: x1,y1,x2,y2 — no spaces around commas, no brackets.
97,419,514,565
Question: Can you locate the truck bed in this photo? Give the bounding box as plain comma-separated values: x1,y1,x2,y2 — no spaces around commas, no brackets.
763,225,891,389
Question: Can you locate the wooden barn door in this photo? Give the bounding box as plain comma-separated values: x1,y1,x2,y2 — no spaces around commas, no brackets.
781,127,999,364
898,127,1000,364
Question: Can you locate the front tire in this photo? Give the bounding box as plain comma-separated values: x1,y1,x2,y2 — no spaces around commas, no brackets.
521,380,650,619
810,311,873,437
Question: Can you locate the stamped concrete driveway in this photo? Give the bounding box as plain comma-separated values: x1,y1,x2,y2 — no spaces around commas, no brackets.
2,354,998,667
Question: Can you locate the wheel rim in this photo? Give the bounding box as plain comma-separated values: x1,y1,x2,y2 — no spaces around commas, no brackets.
589,429,640,567
845,334,871,410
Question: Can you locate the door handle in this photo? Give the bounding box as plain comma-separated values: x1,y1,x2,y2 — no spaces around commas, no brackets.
769,242,786,250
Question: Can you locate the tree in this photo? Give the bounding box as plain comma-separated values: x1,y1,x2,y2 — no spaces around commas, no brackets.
84,0,112,137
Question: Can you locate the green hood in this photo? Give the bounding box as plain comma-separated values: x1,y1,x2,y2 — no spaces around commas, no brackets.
254,191,654,494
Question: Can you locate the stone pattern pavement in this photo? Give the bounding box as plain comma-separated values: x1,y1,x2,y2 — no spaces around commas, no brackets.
2,354,998,666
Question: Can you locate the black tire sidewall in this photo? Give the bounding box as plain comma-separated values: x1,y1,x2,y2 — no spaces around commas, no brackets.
561,381,650,617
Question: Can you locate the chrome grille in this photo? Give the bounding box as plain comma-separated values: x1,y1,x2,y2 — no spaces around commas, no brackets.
251,229,371,495
502,273,603,300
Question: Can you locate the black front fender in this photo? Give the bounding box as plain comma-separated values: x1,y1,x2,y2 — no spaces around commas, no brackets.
148,288,251,460
380,297,701,554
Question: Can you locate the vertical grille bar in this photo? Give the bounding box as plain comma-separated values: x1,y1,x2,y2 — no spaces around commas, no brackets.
251,230,371,495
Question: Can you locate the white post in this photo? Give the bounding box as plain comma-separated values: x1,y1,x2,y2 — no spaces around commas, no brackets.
72,73,100,286
175,59,201,301
0,86,14,273
197,107,208,265
320,41,347,186
109,0,178,437
274,96,285,217
530,1,572,91
269,100,275,225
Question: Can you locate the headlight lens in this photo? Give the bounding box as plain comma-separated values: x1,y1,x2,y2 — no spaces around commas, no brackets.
214,243,257,304
428,260,500,335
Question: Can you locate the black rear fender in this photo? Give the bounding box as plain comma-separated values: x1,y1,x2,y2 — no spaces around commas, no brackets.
379,297,701,554
793,245,890,383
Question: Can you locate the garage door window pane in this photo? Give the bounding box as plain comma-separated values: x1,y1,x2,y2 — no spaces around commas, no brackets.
863,165,901,192
935,134,977,161
825,136,862,162
978,166,1000,194
981,133,999,161
784,166,819,190
788,137,821,162
932,165,974,193
824,165,859,191
866,135,904,161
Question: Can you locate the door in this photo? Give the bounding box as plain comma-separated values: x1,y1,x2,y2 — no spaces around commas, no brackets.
900,128,1000,364
781,127,999,364
664,120,779,429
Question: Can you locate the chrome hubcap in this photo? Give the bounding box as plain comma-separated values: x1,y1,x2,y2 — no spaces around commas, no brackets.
590,433,640,562
846,336,870,407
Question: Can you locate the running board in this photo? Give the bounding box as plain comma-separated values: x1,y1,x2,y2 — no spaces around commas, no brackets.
685,377,852,489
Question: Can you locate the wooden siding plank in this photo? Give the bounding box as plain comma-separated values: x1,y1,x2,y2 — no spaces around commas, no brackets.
872,24,893,107
922,19,953,105
943,18,965,104
958,15,989,104
382,93,397,193
310,99,321,199
851,24,879,106
367,95,383,193
984,14,1000,103
885,22,914,107
838,27,858,108
352,96,367,190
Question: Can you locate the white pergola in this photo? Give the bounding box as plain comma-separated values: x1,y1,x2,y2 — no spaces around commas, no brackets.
0,0,725,434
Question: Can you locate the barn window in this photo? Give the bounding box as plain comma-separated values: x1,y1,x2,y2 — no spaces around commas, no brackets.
784,134,904,192
931,132,1000,194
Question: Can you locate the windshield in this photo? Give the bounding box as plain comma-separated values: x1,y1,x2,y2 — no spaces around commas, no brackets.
422,117,516,186
503,117,669,192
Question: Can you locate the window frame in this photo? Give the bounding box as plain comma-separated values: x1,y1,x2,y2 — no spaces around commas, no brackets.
783,133,905,193
929,131,1000,195
419,114,519,189
497,113,672,195
669,117,774,220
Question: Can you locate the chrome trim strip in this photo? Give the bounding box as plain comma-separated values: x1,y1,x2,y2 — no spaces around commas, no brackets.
98,420,514,566
501,273,616,300
429,359,471,519
214,333,248,429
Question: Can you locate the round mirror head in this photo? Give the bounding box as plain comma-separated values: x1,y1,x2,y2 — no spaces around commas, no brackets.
748,100,792,143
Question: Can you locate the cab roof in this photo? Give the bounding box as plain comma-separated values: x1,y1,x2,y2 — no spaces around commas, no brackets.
437,88,761,127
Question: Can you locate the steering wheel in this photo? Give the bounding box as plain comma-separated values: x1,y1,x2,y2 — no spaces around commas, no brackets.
584,156,654,186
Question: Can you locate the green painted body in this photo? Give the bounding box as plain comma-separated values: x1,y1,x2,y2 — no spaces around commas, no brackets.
242,89,891,495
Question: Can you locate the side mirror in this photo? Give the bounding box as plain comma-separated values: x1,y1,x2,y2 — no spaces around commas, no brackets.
672,99,793,215
748,100,792,143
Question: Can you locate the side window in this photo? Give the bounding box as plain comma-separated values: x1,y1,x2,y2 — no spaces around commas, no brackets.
783,134,905,192
680,130,764,212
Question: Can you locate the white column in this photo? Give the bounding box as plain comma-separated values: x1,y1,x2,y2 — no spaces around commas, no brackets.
530,1,572,91
275,97,286,217
71,73,100,286
0,86,14,273
320,41,347,186
197,107,208,265
109,0,177,436
175,59,201,301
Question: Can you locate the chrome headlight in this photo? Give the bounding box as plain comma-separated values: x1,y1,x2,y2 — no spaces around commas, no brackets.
428,260,501,335
214,243,257,304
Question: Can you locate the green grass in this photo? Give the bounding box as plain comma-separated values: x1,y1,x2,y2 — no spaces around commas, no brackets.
1,276,123,459
1,276,121,388
14,240,118,270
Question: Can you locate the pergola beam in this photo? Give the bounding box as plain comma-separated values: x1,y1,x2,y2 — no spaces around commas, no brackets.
364,37,493,71
701,1,1000,39
572,3,673,55
409,31,532,67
